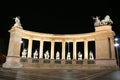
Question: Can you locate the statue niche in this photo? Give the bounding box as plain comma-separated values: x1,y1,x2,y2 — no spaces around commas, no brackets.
77,51,83,60
21,49,27,58
33,49,38,59
89,51,94,60
67,52,71,60
44,50,50,59
56,51,60,60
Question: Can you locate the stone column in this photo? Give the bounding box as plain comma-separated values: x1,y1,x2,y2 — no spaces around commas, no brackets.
62,41,65,59
73,41,77,60
7,32,21,57
84,40,88,59
51,41,55,59
110,37,116,59
3,29,23,68
27,39,33,58
39,40,44,59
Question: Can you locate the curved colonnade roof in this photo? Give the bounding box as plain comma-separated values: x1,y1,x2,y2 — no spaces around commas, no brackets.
9,24,115,42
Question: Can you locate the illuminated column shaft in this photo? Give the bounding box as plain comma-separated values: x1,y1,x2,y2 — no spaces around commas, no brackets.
51,41,55,59
62,41,65,59
73,41,77,59
39,40,44,59
27,39,32,58
84,40,88,59
7,32,21,57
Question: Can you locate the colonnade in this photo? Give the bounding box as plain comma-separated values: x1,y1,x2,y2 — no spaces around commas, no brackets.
21,39,90,60
3,23,117,69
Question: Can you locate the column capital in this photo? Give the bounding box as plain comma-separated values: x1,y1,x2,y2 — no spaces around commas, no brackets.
28,37,33,41
73,41,77,43
84,40,88,42
51,40,55,43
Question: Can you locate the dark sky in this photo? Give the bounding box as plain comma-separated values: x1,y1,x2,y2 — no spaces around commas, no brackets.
0,6,120,54
1,8,120,34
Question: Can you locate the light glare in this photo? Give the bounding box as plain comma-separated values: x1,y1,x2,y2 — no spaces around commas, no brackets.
114,43,119,47
115,38,118,41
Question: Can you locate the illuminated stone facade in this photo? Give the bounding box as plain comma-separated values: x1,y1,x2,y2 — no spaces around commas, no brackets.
3,22,117,70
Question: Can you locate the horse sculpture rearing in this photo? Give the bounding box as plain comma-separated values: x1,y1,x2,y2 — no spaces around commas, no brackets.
93,15,113,27
101,15,113,25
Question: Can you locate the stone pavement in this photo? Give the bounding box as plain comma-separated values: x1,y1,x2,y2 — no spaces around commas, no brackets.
0,67,120,80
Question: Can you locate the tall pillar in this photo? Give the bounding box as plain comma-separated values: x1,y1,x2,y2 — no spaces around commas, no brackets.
62,41,65,59
51,41,55,59
3,28,23,68
73,41,77,59
39,40,44,59
110,37,116,59
7,32,22,57
27,39,32,58
84,40,88,59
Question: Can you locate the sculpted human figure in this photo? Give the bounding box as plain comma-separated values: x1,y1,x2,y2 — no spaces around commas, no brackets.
93,15,113,27
93,16,101,27
13,16,21,24
12,16,23,29
21,49,27,58
67,52,71,60
56,51,60,60
44,50,50,59
89,51,94,60
78,51,82,60
33,49,38,59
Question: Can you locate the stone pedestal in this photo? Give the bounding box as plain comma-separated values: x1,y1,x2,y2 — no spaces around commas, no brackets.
2,56,22,68
19,59,118,70
95,25,112,31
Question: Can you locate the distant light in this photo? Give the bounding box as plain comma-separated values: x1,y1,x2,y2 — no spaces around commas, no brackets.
115,38,118,41
114,43,119,47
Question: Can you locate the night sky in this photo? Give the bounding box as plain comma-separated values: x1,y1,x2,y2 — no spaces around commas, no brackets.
0,6,120,54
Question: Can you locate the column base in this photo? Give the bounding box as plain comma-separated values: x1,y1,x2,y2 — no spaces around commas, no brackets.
2,56,23,68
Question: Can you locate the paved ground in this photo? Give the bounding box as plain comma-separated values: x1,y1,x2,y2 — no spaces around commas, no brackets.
0,67,120,80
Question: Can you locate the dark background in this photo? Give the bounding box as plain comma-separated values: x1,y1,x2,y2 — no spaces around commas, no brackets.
0,5,120,55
